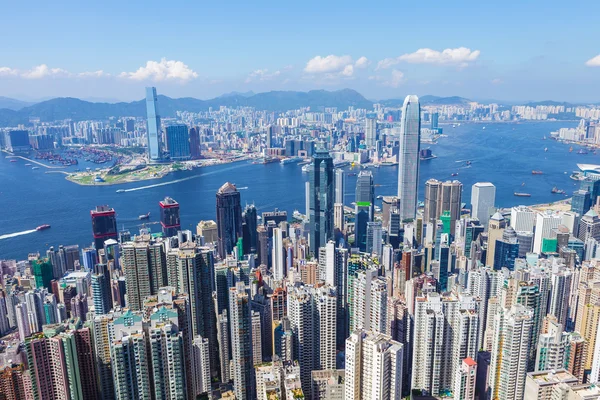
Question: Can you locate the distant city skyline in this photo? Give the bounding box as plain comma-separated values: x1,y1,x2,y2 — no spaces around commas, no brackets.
1,1,600,102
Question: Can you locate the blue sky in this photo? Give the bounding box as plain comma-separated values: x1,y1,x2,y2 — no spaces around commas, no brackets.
1,0,599,102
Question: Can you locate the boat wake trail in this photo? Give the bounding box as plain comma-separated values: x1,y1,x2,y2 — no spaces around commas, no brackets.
0,229,37,240
123,163,247,193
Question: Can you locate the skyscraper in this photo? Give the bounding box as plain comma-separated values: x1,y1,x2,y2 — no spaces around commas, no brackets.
335,168,345,205
471,182,496,228
309,148,334,253
411,292,480,396
166,124,191,160
159,196,181,237
365,114,377,147
355,171,375,251
177,243,218,378
266,125,274,149
91,263,112,315
229,283,255,400
397,95,421,221
423,179,462,235
91,205,118,251
288,284,337,396
189,126,202,159
488,305,533,400
242,204,258,254
216,182,243,259
493,226,519,271
345,330,403,400
145,87,162,161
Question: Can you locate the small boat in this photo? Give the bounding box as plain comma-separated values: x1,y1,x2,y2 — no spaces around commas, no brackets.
116,189,125,193
139,212,151,220
521,182,525,186
544,148,548,152
24,163,32,166
465,160,472,166
482,126,486,130
451,173,459,177
551,187,565,194
32,167,40,170
36,224,51,231
532,170,543,175
376,195,383,200
514,192,531,197
578,149,589,155
543,136,547,140
569,147,573,153
10,160,17,163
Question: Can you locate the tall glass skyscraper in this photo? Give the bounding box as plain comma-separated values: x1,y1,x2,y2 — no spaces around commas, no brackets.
166,124,191,160
145,87,162,161
309,148,334,253
216,182,243,259
398,95,421,221
355,170,374,251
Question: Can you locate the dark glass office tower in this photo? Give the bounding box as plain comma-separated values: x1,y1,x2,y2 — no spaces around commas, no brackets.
159,196,181,237
189,126,201,159
91,205,118,250
309,148,334,253
355,171,374,252
216,182,243,259
572,189,592,217
242,204,258,254
493,226,519,271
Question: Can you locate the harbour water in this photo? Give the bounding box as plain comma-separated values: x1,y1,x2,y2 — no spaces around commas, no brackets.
0,121,585,260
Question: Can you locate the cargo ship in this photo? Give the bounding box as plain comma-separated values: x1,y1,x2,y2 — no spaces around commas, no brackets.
139,212,151,220
333,160,351,167
261,157,279,164
514,192,531,197
532,170,543,175
280,157,303,165
551,187,565,194
36,224,51,231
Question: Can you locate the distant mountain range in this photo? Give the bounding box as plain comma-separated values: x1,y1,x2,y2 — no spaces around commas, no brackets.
0,96,34,111
0,89,375,126
379,95,472,107
0,90,593,127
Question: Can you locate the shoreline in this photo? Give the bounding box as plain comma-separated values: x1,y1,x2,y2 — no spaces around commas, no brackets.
2,151,65,169
64,156,251,186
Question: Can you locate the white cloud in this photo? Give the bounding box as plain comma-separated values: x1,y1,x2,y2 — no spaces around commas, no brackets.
0,64,73,79
585,54,600,67
355,56,370,69
399,47,480,65
21,64,71,79
376,58,400,70
386,70,405,88
377,47,480,69
341,65,354,77
78,70,109,78
0,67,19,77
0,65,111,79
119,58,198,82
245,69,281,83
304,55,353,74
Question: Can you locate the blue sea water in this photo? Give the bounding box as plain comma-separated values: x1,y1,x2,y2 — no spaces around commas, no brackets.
0,121,585,260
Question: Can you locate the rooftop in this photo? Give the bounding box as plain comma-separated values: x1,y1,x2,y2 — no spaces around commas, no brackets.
218,182,237,194
527,369,577,386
